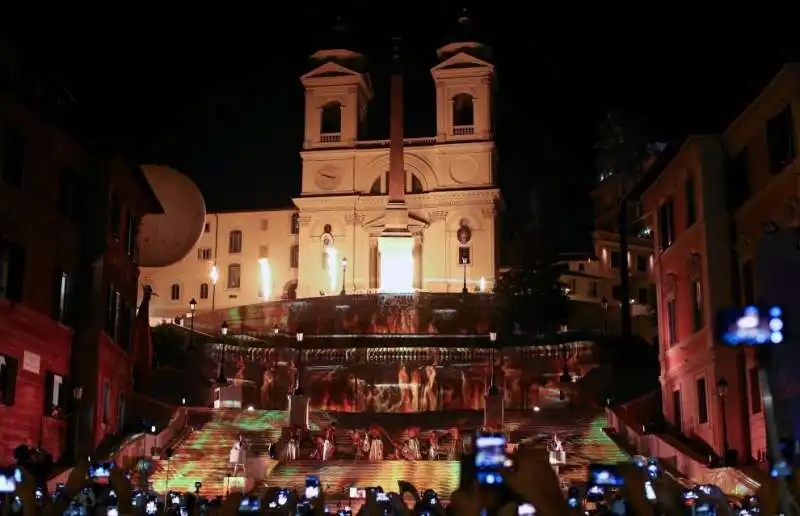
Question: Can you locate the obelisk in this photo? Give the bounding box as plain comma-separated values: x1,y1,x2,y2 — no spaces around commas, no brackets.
378,39,415,293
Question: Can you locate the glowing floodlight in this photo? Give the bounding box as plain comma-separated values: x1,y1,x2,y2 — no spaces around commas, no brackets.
378,236,414,293
326,247,339,293
258,258,272,300
209,265,219,285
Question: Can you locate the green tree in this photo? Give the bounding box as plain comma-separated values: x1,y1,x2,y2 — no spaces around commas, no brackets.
151,323,188,368
494,223,570,336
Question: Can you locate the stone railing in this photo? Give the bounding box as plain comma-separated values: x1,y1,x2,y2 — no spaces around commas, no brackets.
605,406,761,497
47,405,194,492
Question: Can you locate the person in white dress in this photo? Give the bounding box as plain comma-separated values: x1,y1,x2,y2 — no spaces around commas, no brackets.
229,434,248,476
427,431,439,460
407,428,421,460
368,426,384,461
285,427,299,461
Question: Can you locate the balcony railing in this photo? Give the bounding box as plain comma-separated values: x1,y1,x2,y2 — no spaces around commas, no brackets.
453,125,474,136
319,133,341,143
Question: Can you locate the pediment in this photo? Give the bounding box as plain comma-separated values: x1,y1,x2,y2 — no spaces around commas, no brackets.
364,211,429,232
301,61,363,82
431,52,494,75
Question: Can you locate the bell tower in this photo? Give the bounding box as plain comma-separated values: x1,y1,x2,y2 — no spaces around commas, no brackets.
300,22,374,149
431,10,495,143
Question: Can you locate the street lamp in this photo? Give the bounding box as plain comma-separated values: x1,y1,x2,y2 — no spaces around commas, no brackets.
216,322,229,385
340,257,347,296
294,331,304,395
209,265,219,312
716,377,730,465
488,332,498,395
601,297,609,334
188,298,197,350
461,254,469,294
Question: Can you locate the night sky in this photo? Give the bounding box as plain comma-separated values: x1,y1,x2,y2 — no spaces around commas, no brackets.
6,7,800,253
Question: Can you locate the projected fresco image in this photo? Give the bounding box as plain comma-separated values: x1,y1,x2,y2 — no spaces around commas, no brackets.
205,344,593,412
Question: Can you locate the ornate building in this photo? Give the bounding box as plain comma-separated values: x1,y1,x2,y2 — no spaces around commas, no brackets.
637,63,800,466
143,31,500,321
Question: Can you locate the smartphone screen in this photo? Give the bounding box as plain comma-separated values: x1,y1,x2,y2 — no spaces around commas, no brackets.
517,503,536,516
305,475,320,499
348,487,366,499
475,433,509,485
0,469,18,493
644,481,657,501
588,464,624,487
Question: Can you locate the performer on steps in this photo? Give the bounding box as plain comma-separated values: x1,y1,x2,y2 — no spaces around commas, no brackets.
229,433,248,476
322,423,336,461
285,427,299,461
427,431,439,460
407,427,421,460
368,425,384,461
448,426,465,460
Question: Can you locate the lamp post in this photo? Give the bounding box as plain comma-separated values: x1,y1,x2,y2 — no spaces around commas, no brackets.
210,265,219,312
188,298,197,349
340,258,347,296
72,386,83,460
295,332,304,394
601,297,609,334
461,254,469,294
716,377,730,465
488,332,498,395
216,321,229,385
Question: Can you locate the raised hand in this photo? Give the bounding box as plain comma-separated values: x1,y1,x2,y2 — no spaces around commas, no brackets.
109,467,133,514
504,447,566,516
14,466,37,516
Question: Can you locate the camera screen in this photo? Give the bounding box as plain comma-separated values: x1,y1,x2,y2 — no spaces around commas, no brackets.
305,475,320,499
588,464,624,487
145,501,157,515
89,464,113,479
717,306,783,346
348,487,366,499
517,503,536,516
475,433,508,485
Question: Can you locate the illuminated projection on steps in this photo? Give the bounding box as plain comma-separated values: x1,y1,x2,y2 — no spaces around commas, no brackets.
378,233,414,294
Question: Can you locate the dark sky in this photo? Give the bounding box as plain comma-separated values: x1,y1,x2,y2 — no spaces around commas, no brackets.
6,7,800,252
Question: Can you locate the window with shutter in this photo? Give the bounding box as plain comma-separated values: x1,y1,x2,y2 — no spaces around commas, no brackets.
0,241,26,302
0,354,18,406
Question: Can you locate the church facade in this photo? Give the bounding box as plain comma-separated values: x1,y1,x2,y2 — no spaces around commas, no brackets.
142,39,500,322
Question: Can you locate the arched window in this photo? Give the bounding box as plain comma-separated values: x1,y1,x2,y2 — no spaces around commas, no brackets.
321,102,342,134
290,213,300,234
199,283,209,299
228,230,242,253
170,284,180,300
453,93,474,127
410,174,423,193
227,263,241,289
368,171,424,194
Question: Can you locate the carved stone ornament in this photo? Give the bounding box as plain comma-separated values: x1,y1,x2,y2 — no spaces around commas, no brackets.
428,210,448,223
299,216,312,227
481,207,496,219
686,253,702,281
662,273,677,297
457,224,472,245
780,196,800,226
321,233,334,248
345,213,365,225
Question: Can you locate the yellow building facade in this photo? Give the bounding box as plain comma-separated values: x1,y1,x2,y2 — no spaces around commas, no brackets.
142,40,500,322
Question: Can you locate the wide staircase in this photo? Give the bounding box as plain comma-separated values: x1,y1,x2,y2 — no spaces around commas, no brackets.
148,407,626,498
149,410,332,495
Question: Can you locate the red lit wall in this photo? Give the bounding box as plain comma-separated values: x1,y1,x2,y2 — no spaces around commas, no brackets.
0,301,72,464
